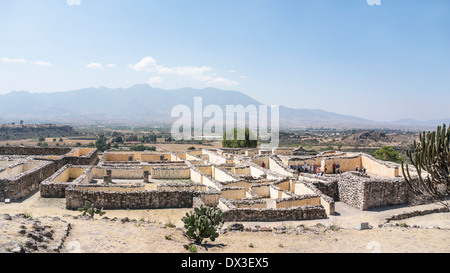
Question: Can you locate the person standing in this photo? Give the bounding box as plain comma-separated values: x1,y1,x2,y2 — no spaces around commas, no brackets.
332,163,336,174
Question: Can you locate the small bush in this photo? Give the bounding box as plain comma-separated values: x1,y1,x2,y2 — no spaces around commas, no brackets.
78,201,106,219
188,245,198,253
182,205,224,245
165,221,176,228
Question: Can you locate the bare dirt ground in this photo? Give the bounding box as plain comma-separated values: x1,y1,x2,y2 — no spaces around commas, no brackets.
0,192,448,253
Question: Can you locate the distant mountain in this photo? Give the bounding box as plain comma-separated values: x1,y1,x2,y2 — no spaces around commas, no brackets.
391,119,450,129
0,84,437,129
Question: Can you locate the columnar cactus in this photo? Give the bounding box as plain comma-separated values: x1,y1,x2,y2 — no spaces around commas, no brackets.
402,124,450,203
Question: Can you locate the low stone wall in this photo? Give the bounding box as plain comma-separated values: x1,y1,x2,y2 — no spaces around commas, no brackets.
65,148,98,166
274,194,321,209
0,146,71,156
220,198,327,222
151,167,191,179
295,181,335,215
0,161,56,201
92,166,144,179
156,182,221,206
65,186,201,210
269,156,297,178
40,165,93,198
385,206,449,223
310,180,339,201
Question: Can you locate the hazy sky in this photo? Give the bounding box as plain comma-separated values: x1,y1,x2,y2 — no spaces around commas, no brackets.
0,0,449,122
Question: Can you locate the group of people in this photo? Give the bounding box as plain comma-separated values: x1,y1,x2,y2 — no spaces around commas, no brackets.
290,162,368,177
290,162,344,176
290,163,318,175
355,165,367,174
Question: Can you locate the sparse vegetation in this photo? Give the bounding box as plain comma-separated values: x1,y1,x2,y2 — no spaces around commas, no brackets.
326,225,341,232
402,124,450,208
78,201,106,219
188,244,198,253
182,205,224,245
165,220,176,228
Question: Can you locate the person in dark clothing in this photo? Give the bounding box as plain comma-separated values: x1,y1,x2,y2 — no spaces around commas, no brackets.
332,163,336,174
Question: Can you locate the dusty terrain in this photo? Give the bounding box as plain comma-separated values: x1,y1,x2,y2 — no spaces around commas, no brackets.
0,213,71,253
0,192,448,253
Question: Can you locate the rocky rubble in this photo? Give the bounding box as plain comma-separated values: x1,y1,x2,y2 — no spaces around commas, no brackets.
0,214,71,253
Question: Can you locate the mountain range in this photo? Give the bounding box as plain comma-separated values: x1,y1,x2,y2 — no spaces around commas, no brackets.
0,84,446,129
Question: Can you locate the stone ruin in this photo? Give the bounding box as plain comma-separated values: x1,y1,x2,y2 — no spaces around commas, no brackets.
0,146,433,222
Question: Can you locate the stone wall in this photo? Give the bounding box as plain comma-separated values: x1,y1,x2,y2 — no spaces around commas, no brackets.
65,186,200,210
220,198,327,222
40,165,92,198
337,172,407,210
0,146,71,156
0,161,56,201
65,148,98,166
151,167,191,179
311,180,339,201
362,178,408,209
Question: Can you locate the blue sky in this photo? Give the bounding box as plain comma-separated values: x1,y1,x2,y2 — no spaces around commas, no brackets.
0,0,449,122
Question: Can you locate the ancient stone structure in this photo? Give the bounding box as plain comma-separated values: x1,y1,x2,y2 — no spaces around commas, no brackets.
0,147,98,202
0,146,437,222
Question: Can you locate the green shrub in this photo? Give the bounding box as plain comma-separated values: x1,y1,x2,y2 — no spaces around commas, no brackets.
78,201,106,219
182,205,224,245
188,245,198,253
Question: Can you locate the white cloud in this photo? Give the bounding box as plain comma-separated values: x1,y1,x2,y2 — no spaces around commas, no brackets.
33,60,52,66
129,56,240,87
128,56,161,72
229,70,237,73
106,64,117,68
147,76,164,85
1,57,27,63
86,63,104,70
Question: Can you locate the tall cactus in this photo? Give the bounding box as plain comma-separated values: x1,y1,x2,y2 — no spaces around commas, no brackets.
401,124,450,204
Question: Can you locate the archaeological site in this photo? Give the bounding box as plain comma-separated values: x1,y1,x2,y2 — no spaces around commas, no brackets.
0,145,438,222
